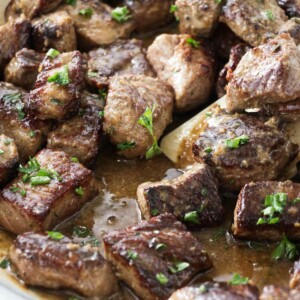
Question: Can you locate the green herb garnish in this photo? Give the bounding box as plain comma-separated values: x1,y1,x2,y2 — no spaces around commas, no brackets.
29,131,36,138
111,6,132,23
0,149,4,155
79,8,93,17
127,249,138,260
72,225,90,238
204,147,212,153
46,48,60,58
51,98,63,106
66,0,76,6
151,208,159,216
169,261,190,273
47,231,64,240
20,189,27,197
225,135,249,149
30,176,51,186
265,9,274,21
75,186,84,196
170,5,178,13
71,157,79,163
271,235,299,261
229,273,249,285
155,243,167,251
47,65,70,86
0,258,9,269
117,142,135,151
184,211,200,224
156,273,168,285
186,38,200,48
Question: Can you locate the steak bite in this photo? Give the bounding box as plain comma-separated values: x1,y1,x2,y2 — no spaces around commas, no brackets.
86,39,154,89
47,91,104,166
9,232,117,297
0,82,51,161
277,0,300,17
260,285,299,300
137,163,223,228
175,0,222,37
226,34,300,113
220,0,287,47
103,75,174,158
31,10,77,53
27,51,86,121
169,282,259,300
147,34,215,112
0,149,98,235
232,181,300,241
290,259,300,289
103,214,212,300
0,134,19,187
4,48,44,91
192,111,299,192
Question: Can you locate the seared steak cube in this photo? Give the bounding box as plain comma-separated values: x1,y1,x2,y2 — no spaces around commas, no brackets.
279,18,300,45
290,259,300,289
27,51,86,121
47,91,104,166
169,282,259,300
86,39,154,89
137,163,223,228
0,149,98,234
0,17,30,73
103,214,212,300
9,232,117,297
193,110,299,192
103,75,174,158
31,10,77,53
175,0,222,37
0,134,19,187
260,285,298,300
232,181,300,241
226,34,300,113
0,82,51,161
220,0,287,47
147,34,215,112
4,48,44,90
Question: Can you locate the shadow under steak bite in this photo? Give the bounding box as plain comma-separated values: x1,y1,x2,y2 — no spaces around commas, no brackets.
9,232,118,297
0,149,98,235
175,0,223,37
232,181,300,241
103,214,212,300
27,51,86,121
86,39,155,89
192,110,299,192
0,82,51,161
169,282,259,300
103,75,174,158
137,163,223,228
219,0,287,47
147,34,215,112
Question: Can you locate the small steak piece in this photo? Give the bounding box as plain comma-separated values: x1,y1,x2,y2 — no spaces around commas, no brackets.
47,91,104,166
220,0,287,47
137,163,223,228
103,75,174,158
147,34,215,112
193,111,299,192
232,181,300,241
31,10,77,53
279,18,300,45
6,0,62,20
87,39,154,89
0,17,30,73
260,285,299,300
27,51,86,121
290,259,300,289
0,82,51,161
0,134,19,187
169,282,259,300
122,0,174,31
103,214,212,300
4,48,44,90
65,0,135,49
175,0,222,37
0,149,98,234
9,232,117,297
226,34,300,113
277,0,300,17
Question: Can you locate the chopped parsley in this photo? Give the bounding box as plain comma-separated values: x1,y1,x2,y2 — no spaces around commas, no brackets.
4,138,12,145
9,185,19,193
184,211,200,224
66,0,76,5
271,235,299,261
47,65,70,86
0,149,4,155
30,176,51,186
87,71,98,78
215,0,223,4
229,273,249,285
2,92,26,120
199,284,208,293
29,131,36,138
72,225,90,238
186,37,200,48
225,135,249,149
99,88,107,100
51,98,63,106
75,186,84,196
151,208,159,216
79,8,93,17
98,111,105,118
46,48,60,58
292,198,300,205
47,231,64,240
155,243,167,251
117,142,135,151
111,6,132,23
156,273,168,285
20,189,27,197
265,9,274,21
0,258,9,269
205,111,213,118
71,157,79,163
204,147,212,153
127,249,138,260
169,261,190,273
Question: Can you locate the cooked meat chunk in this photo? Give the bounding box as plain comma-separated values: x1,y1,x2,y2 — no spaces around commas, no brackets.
193,111,299,192
65,0,135,49
260,285,299,300
47,91,104,166
5,0,62,20
103,214,212,300
216,43,250,98
277,0,300,17
169,282,259,300
31,10,77,53
290,260,300,289
9,232,117,297
279,18,300,45
0,17,30,73
175,0,222,37
0,134,19,187
232,181,300,241
121,0,174,31
0,82,51,161
226,34,300,113
0,149,98,234
103,75,174,158
27,51,86,121
147,34,215,112
4,48,44,90
137,163,223,228
86,39,154,89
220,0,287,47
